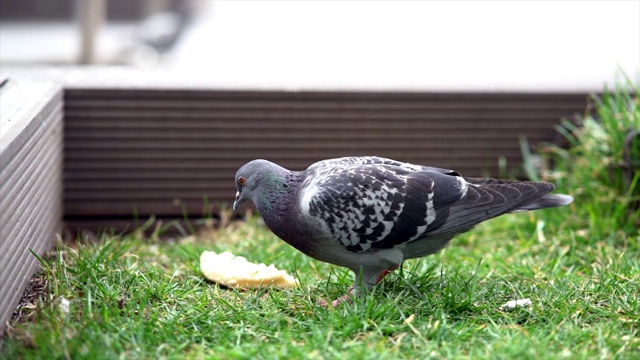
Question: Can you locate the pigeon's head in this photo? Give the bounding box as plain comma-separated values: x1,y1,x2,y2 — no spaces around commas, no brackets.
233,159,287,212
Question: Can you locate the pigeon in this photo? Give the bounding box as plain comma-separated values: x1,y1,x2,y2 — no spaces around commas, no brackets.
232,156,573,303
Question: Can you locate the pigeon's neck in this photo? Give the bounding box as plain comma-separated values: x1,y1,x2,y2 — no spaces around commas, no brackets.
255,171,301,226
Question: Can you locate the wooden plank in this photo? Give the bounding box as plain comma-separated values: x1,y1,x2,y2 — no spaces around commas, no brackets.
0,79,63,336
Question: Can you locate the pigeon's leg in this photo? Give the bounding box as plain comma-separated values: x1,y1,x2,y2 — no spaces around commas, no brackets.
319,264,402,307
375,264,400,283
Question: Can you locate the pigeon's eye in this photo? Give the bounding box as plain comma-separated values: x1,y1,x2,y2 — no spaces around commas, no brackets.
238,177,246,186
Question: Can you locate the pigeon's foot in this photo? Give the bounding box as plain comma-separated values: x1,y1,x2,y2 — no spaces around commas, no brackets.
317,264,401,307
331,293,353,307
318,287,355,307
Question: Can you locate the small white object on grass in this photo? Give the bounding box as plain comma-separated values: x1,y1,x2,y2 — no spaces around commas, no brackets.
499,298,532,310
59,297,70,315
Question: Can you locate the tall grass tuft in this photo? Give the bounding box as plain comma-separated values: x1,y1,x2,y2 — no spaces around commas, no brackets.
540,76,639,241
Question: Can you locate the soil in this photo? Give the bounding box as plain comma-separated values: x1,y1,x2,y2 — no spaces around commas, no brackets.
4,274,48,337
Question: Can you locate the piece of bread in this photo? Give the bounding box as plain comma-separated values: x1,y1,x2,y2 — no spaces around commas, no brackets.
200,251,298,289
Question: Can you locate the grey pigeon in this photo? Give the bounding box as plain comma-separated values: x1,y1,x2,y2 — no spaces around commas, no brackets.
233,156,573,300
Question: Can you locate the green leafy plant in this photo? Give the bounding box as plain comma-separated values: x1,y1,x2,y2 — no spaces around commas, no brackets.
539,76,640,240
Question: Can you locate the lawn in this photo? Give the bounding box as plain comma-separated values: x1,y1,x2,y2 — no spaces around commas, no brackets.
1,81,638,359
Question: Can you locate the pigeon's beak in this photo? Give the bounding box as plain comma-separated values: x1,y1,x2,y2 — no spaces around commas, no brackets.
232,191,242,212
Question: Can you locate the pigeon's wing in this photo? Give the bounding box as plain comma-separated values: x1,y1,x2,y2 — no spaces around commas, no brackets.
300,161,468,253
427,177,571,237
308,156,462,177
463,177,572,211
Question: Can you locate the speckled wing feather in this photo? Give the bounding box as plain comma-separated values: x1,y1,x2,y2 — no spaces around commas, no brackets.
299,157,469,253
425,178,558,237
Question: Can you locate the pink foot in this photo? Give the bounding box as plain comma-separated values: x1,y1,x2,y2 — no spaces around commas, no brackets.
331,293,353,307
318,288,355,307
318,264,401,307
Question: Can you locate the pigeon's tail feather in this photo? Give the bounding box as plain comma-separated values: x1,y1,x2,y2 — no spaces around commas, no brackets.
429,181,571,236
510,194,573,212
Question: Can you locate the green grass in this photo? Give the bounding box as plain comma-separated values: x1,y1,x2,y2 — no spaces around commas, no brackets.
2,213,638,360
2,81,639,359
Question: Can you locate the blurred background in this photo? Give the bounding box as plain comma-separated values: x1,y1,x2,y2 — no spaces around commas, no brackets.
1,0,638,91
1,0,639,227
